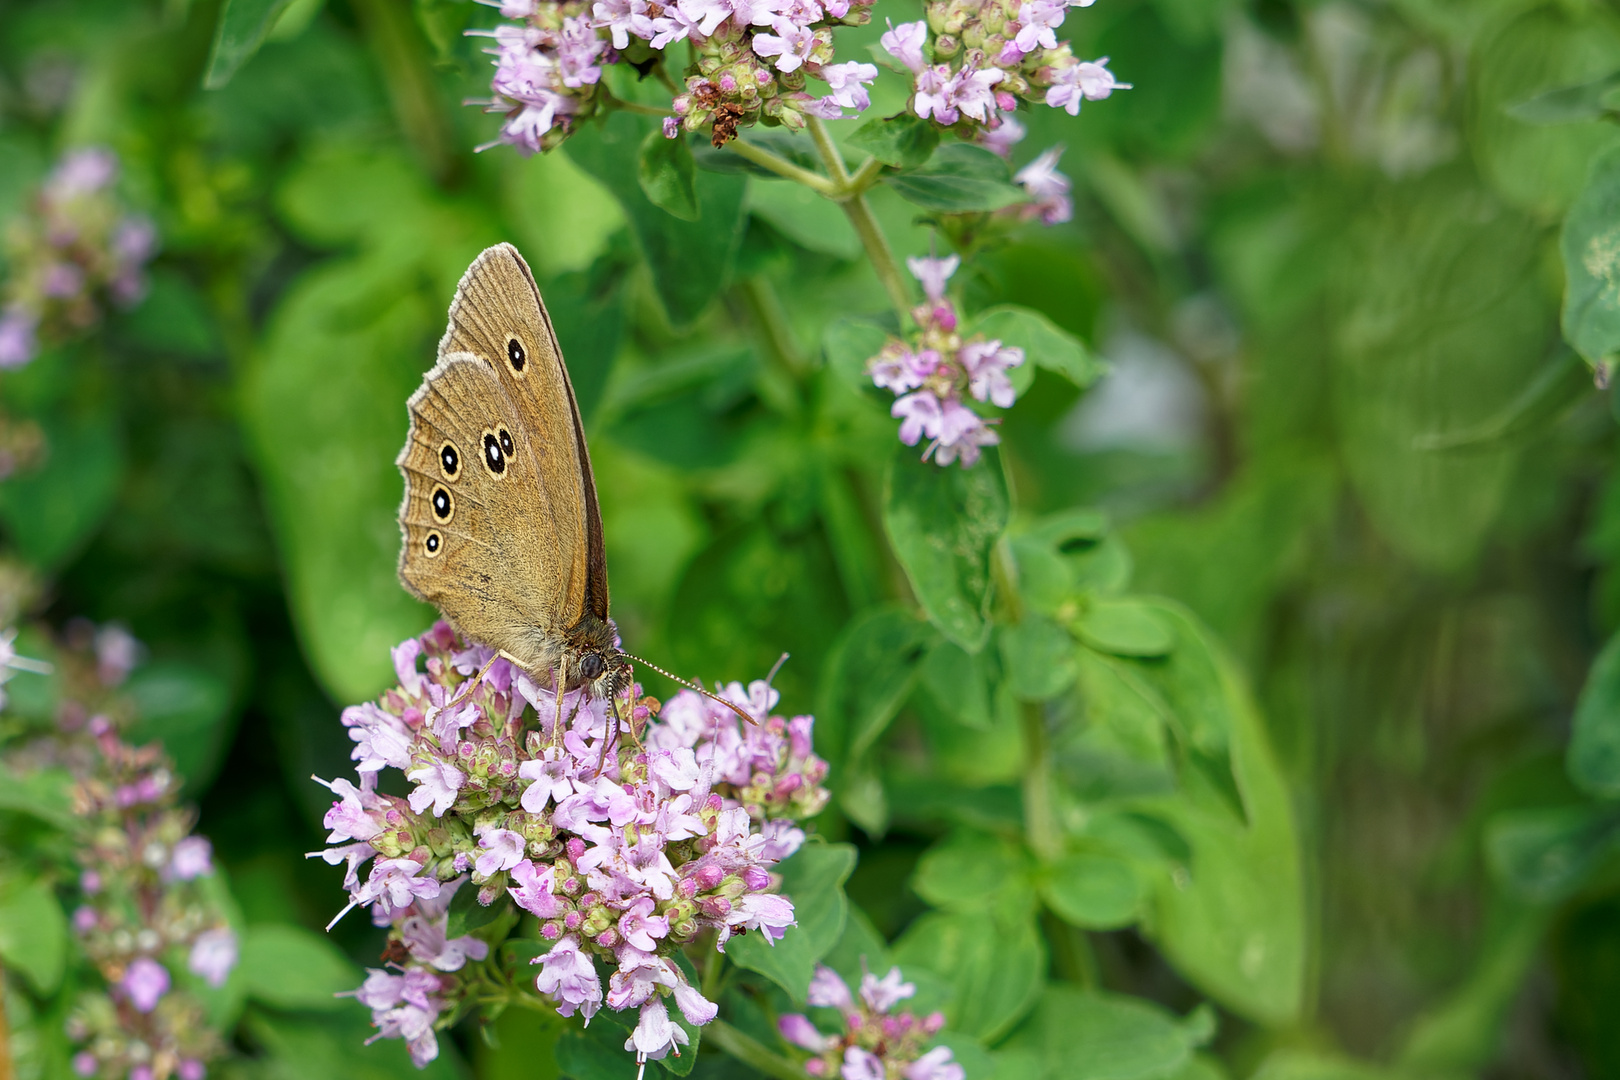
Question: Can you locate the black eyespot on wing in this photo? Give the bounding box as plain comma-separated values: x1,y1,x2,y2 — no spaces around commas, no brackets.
507,337,526,372
439,442,459,479
425,531,442,555
498,427,515,458
483,431,506,475
431,486,453,521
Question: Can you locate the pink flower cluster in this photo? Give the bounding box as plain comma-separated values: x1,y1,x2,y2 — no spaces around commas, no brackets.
0,147,157,369
779,964,964,1080
1,624,235,1080
879,0,1127,143
474,0,877,153
867,255,1024,467
316,622,831,1070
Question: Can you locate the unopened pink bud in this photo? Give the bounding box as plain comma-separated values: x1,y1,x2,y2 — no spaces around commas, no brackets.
933,304,957,331
564,910,584,930
996,90,1017,111
566,837,586,861
741,866,770,891
542,920,565,939
720,73,737,91
923,1010,945,1034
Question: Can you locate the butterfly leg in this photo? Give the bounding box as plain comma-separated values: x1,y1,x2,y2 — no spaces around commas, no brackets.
446,650,502,709
593,689,624,778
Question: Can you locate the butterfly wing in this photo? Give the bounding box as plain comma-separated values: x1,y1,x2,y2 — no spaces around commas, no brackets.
396,244,608,669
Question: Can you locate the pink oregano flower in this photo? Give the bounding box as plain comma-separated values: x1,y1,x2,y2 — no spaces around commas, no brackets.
780,964,962,1079
315,622,831,1070
866,256,1025,468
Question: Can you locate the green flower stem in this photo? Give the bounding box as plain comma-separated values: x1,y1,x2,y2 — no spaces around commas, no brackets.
606,93,675,117
724,138,841,197
804,117,912,321
1021,699,1061,861
839,192,912,320
350,0,454,182
805,115,851,184
705,1019,806,1080
846,155,886,194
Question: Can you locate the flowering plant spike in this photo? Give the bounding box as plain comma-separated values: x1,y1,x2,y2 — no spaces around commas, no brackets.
316,622,830,1070
779,964,965,1079
471,0,1123,151
0,148,156,370
868,255,1024,467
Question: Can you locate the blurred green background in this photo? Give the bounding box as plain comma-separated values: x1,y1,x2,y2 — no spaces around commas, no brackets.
6,0,1620,1076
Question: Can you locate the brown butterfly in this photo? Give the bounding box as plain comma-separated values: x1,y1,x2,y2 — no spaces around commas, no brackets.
394,243,748,738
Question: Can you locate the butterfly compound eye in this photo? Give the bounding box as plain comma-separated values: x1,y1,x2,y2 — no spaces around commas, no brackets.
507,337,526,372
581,652,606,680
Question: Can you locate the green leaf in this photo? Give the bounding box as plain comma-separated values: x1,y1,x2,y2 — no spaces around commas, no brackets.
1483,805,1620,903
725,843,856,1001
919,638,992,730
847,115,940,170
1471,7,1620,216
446,881,507,939
1509,68,1620,124
883,144,1025,213
882,444,1010,652
1571,629,1620,797
0,874,67,994
638,130,700,222
204,0,296,89
0,404,123,570
0,765,75,830
1563,145,1620,368
971,305,1103,390
1007,535,1074,617
1001,615,1078,701
747,179,861,260
1112,603,1305,1026
1332,171,1552,572
1075,600,1175,658
243,1005,464,1079
1039,852,1144,930
999,987,1207,1080
823,319,891,395
125,661,235,792
240,923,361,1011
820,606,936,765
555,1009,636,1080
567,112,747,326
911,830,1035,917
891,909,1044,1042
1249,1050,1407,1080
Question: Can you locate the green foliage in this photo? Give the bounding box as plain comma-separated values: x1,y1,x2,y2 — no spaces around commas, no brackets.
727,842,857,1000
238,924,361,1011
848,115,940,170
883,144,1026,213
1563,145,1620,369
0,872,67,994
883,445,1010,652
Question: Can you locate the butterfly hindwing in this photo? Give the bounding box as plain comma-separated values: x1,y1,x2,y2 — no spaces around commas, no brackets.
436,243,609,624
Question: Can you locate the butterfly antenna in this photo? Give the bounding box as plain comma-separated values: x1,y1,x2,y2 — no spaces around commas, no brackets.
619,651,759,726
